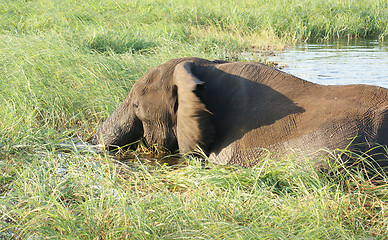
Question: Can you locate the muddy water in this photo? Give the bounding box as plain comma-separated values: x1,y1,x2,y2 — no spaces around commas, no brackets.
115,151,185,166
266,38,388,88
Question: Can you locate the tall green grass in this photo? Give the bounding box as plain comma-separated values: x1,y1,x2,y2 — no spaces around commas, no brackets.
0,0,387,238
2,149,388,239
1,0,387,151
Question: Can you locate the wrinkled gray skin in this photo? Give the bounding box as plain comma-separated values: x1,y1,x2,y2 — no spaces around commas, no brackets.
91,57,388,167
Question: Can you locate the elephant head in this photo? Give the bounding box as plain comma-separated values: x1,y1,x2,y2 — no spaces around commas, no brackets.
91,57,215,154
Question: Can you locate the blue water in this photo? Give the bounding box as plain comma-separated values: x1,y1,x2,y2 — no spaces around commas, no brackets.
266,39,388,88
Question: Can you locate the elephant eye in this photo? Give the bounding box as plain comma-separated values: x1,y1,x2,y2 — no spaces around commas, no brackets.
133,103,139,108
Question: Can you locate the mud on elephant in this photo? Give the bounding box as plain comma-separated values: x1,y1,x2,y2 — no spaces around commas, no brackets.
91,57,388,168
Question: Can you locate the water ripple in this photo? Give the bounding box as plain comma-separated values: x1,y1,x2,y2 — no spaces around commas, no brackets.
266,39,388,88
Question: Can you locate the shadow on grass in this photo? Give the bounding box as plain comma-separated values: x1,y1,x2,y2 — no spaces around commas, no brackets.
83,31,157,54
318,145,388,201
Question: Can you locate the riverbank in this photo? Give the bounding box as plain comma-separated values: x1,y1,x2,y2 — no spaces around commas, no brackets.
1,0,388,238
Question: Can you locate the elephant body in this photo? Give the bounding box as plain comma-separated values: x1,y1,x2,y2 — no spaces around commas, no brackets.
92,57,388,167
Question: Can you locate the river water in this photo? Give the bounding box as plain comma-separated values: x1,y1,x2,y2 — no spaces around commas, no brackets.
266,38,388,88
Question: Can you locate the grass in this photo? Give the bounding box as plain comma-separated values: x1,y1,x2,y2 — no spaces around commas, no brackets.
0,0,387,238
2,147,388,239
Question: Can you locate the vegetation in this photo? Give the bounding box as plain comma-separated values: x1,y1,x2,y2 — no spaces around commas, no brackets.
0,0,387,238
2,149,388,239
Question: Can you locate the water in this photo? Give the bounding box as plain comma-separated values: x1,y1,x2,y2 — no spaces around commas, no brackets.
266,38,388,88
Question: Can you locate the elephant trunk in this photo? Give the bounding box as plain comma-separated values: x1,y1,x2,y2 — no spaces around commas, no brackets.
91,97,143,149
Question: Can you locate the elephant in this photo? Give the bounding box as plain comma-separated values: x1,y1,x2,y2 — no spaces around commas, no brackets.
91,57,388,168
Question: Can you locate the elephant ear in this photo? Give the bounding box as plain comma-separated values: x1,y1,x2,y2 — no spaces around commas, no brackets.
173,61,215,154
